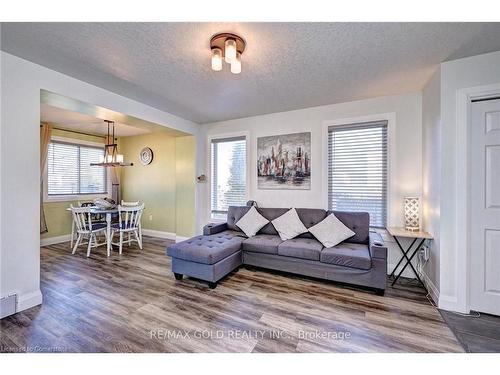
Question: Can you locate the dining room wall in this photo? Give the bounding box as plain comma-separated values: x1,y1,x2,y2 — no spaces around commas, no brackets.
119,132,177,236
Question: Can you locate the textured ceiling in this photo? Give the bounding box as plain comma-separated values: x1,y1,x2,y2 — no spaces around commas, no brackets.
3,22,500,123
41,104,152,137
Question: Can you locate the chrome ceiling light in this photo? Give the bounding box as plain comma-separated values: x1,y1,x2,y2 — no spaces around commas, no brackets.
90,120,133,167
210,33,245,74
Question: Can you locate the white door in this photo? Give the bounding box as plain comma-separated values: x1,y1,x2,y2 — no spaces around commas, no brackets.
470,98,500,316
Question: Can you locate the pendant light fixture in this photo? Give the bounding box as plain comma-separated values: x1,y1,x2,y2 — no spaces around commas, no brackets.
210,33,246,74
90,120,133,167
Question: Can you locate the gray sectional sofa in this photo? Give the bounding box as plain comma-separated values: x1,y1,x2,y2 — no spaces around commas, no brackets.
166,206,388,295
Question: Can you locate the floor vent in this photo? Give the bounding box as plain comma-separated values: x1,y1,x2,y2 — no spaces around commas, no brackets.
0,294,17,319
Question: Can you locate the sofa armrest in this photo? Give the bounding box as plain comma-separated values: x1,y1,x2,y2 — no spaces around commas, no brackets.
203,222,228,235
369,231,387,259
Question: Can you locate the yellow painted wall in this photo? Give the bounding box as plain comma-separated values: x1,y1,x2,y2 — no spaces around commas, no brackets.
120,133,177,233
42,129,197,240
175,136,196,237
41,129,104,240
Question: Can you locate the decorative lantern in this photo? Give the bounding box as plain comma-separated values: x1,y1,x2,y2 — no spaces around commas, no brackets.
404,197,419,231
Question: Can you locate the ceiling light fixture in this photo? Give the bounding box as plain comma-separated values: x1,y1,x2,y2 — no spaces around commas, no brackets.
210,33,246,74
90,120,133,167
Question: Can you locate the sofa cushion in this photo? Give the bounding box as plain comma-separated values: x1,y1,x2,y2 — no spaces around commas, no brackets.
167,233,244,265
235,206,269,237
242,234,283,254
308,213,355,248
320,242,372,270
295,208,328,238
328,211,370,244
227,206,251,231
256,208,289,235
278,238,323,261
272,208,308,240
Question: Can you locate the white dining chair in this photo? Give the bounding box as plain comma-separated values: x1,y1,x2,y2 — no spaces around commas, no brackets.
121,200,142,246
111,204,145,254
70,205,108,257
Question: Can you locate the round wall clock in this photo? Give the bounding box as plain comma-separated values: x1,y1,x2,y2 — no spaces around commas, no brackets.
139,147,154,165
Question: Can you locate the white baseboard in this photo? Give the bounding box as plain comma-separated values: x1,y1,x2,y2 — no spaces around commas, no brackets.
141,229,176,240
421,271,439,304
16,290,43,313
175,236,189,243
438,294,466,313
40,234,71,246
41,230,181,246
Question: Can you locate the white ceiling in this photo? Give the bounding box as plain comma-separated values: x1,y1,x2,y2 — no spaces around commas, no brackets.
41,104,152,137
3,22,500,123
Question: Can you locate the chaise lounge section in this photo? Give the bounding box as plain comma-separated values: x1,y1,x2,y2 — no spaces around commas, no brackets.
166,206,387,294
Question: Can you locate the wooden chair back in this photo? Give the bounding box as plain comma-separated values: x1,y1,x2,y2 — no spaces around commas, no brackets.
117,204,145,230
70,205,93,232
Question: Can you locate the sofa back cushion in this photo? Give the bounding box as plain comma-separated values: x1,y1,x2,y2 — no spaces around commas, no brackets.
256,207,327,236
295,208,328,238
227,206,251,231
256,208,289,235
227,206,369,244
328,210,370,244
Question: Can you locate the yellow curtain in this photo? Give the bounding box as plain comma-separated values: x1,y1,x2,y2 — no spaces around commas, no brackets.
40,123,52,233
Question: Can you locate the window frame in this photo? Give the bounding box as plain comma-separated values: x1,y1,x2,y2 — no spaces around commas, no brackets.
206,131,250,222
322,113,396,228
43,136,111,203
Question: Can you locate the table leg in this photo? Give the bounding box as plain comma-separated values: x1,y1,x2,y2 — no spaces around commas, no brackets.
389,237,417,278
106,213,111,257
392,237,427,290
70,219,75,250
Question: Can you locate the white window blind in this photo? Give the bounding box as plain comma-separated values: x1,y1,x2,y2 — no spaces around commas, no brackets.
211,136,246,218
47,141,107,196
328,121,388,227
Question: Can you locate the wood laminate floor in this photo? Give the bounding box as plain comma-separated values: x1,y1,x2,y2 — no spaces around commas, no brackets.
0,236,464,353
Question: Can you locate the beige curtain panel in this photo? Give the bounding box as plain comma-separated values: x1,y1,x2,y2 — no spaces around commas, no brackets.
40,123,52,233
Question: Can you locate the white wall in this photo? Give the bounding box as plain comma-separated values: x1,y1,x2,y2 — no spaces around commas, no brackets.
421,67,442,302
439,50,500,312
201,93,423,274
0,52,201,313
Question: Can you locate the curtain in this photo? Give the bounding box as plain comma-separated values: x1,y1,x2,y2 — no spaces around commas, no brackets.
106,135,121,204
40,123,52,233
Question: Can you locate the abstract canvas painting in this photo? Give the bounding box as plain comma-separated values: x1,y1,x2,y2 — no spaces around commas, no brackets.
257,132,311,190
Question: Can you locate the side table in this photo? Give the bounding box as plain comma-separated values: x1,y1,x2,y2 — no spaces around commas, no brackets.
386,227,433,291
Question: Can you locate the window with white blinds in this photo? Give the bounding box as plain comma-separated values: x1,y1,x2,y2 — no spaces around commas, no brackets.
328,121,388,227
211,136,247,218
47,141,107,196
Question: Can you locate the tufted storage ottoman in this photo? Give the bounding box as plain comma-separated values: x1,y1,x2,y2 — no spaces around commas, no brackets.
166,232,245,288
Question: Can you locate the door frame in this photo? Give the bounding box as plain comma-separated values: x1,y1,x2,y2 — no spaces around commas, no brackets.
456,82,500,313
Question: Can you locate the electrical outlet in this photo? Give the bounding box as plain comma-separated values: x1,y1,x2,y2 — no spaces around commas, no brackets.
421,245,430,261
149,215,153,221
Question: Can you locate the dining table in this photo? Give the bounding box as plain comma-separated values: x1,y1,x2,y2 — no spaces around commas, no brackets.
68,206,119,257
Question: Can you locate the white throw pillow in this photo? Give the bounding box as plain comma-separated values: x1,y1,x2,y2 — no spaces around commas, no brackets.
235,206,269,237
271,208,308,241
308,213,355,248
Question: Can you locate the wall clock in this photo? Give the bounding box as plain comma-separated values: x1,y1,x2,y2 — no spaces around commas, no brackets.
139,147,154,165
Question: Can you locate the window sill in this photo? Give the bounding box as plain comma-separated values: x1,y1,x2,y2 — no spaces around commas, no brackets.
44,193,109,203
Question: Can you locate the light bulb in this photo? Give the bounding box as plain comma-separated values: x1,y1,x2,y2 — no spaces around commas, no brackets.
211,48,222,71
230,52,241,74
116,154,124,163
224,38,236,63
